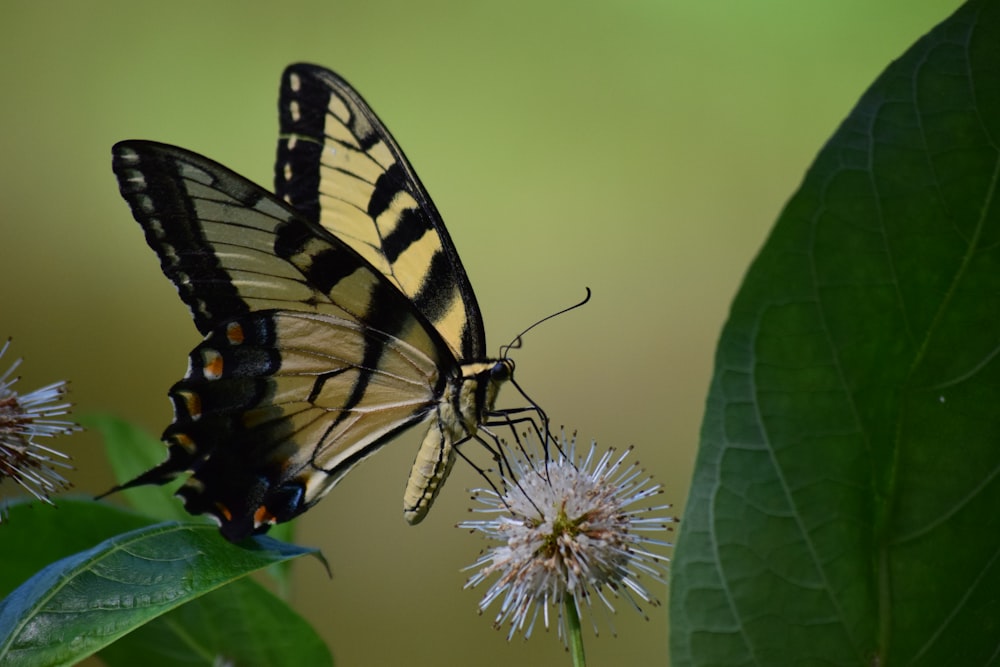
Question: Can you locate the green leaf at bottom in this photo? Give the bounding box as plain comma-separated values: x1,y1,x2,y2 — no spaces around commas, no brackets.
98,577,332,667
0,522,321,666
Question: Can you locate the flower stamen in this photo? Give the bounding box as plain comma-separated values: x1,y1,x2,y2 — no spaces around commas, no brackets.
0,339,79,510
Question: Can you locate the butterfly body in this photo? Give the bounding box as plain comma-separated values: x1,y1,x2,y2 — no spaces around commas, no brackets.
109,64,524,541
402,357,512,524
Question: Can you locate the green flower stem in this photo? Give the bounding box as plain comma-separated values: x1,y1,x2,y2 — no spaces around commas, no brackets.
565,594,586,667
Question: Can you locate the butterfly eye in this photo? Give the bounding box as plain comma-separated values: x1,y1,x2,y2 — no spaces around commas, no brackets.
491,359,514,382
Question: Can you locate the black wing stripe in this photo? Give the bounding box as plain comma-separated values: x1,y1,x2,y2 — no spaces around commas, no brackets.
273,218,359,298
274,136,322,222
414,250,461,336
115,147,251,334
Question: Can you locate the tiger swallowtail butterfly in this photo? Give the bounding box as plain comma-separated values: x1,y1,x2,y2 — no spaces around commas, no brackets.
106,64,544,542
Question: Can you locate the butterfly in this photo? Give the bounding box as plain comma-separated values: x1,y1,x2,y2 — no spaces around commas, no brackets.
107,63,545,542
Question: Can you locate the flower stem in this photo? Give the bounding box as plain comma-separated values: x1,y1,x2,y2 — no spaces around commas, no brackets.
565,594,586,667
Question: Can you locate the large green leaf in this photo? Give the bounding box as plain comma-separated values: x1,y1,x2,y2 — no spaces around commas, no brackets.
0,520,322,666
670,1,1000,665
0,499,158,598
98,577,332,667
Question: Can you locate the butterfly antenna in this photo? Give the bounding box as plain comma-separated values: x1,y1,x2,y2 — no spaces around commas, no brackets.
488,288,592,474
498,287,592,359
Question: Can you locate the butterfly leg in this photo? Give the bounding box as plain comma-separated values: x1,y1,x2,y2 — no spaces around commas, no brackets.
459,430,545,519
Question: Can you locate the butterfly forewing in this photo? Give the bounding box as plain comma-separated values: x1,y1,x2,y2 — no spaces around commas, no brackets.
274,63,485,361
111,141,456,540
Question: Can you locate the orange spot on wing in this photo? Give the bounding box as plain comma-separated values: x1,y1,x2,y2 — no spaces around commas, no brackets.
202,349,223,379
215,503,233,522
177,390,202,420
168,431,197,453
253,504,277,528
226,322,245,345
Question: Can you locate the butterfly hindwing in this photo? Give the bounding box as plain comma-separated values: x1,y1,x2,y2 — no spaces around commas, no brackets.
274,63,486,361
166,310,443,541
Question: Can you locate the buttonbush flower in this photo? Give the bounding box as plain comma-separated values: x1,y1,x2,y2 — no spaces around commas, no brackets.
460,431,675,652
0,339,78,507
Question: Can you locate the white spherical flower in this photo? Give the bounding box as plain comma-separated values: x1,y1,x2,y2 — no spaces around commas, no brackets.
460,432,675,643
0,339,78,506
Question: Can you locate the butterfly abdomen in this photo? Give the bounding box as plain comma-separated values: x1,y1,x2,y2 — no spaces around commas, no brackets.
403,358,513,524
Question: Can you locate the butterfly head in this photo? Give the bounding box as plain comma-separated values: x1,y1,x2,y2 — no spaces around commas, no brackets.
483,358,514,415
491,358,514,383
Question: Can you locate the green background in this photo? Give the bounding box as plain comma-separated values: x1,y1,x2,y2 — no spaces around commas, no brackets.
0,2,963,665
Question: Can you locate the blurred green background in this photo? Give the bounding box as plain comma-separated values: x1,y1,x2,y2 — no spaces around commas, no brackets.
0,2,962,665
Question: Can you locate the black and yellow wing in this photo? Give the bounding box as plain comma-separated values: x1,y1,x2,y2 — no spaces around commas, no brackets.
274,64,485,362
109,65,515,542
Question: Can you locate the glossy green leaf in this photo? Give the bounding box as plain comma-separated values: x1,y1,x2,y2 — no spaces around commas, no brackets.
670,1,1000,665
0,499,157,598
0,521,321,666
98,577,332,667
